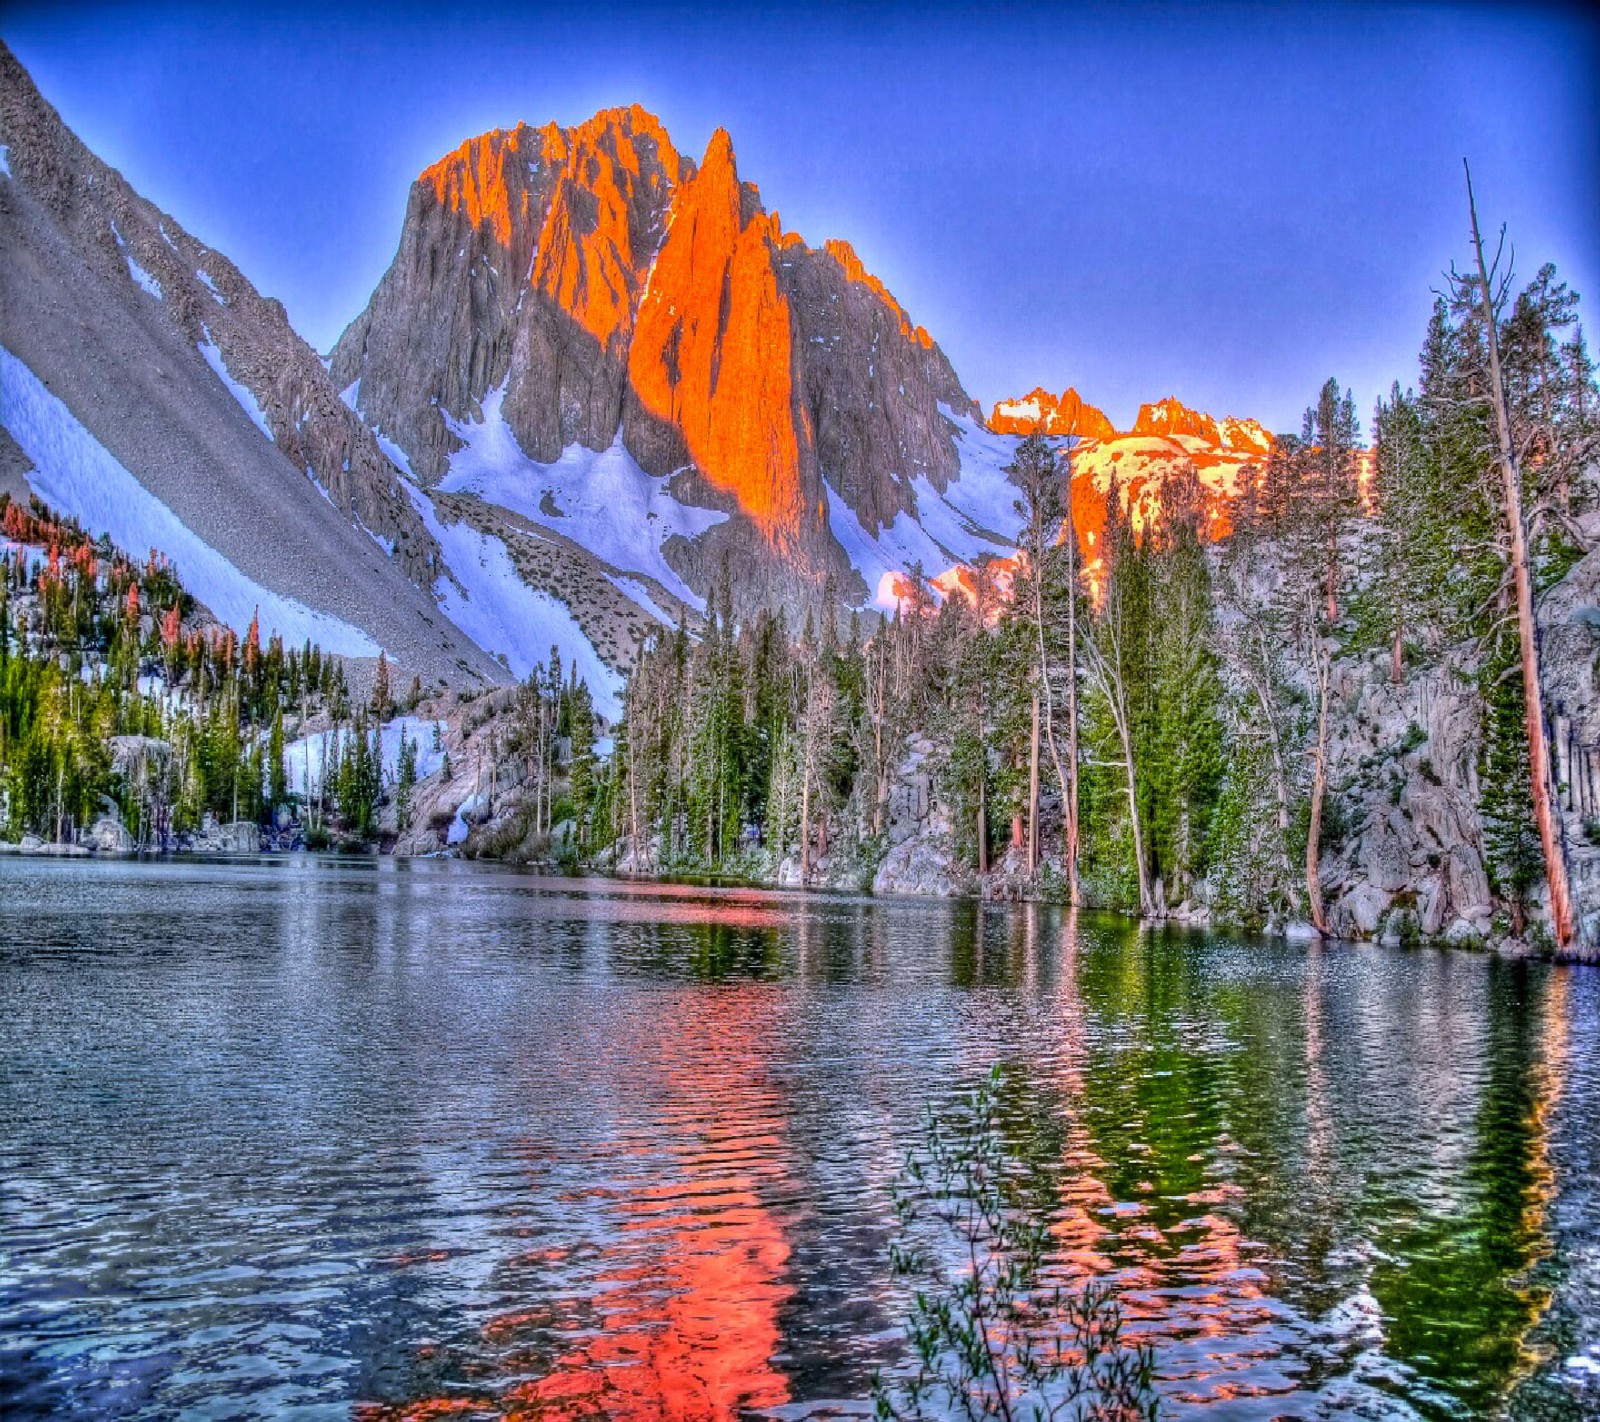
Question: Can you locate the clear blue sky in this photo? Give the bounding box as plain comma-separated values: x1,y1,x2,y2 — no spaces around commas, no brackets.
5,2,1597,433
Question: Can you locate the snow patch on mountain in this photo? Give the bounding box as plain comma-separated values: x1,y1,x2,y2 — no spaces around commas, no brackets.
994,396,1042,423
437,385,726,611
126,253,161,300
826,408,1025,611
196,269,226,304
198,328,273,442
108,219,162,300
931,406,1029,546
283,713,448,798
608,574,675,625
0,344,380,657
0,146,11,179
401,475,622,718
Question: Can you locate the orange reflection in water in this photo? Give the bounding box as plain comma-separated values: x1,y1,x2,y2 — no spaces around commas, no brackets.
360,983,795,1422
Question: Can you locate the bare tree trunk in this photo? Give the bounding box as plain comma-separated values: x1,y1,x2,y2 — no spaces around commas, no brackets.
1034,495,1081,903
1325,539,1339,625
1089,639,1152,918
1112,699,1151,917
977,771,988,875
1306,638,1331,936
1064,501,1082,905
628,741,640,868
1027,691,1040,873
1467,161,1578,949
872,640,889,837
1242,621,1295,901
799,769,810,884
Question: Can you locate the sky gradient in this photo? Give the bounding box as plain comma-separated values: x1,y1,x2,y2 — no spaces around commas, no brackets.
4,1,1597,434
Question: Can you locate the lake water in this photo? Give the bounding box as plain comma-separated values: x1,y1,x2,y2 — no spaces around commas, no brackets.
2,857,1598,1419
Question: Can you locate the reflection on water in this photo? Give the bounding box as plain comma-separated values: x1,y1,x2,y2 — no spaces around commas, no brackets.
1,858,1597,1419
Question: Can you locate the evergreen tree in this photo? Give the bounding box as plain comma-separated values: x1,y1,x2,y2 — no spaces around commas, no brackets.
396,729,418,833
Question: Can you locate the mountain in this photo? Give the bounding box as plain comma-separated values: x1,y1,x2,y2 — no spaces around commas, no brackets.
0,41,503,688
989,386,1115,440
1,42,1280,707
331,112,1020,615
985,387,1277,578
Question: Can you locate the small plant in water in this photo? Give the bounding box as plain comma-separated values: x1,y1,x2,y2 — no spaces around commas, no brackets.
873,1066,1157,1421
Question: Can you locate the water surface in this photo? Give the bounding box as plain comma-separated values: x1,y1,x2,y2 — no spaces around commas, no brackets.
1,857,1597,1418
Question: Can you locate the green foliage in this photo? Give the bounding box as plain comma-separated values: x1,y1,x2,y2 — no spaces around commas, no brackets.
396,727,418,832
0,492,358,845
872,1066,1157,1421
1477,631,1543,921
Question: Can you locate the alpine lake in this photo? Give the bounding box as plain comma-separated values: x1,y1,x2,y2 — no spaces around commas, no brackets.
2,856,1598,1419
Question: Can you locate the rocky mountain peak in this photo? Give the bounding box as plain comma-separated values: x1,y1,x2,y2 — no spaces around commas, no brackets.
336,106,979,606
624,126,806,551
1132,396,1221,444
989,386,1115,440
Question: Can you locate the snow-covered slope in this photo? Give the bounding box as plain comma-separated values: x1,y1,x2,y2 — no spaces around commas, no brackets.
1,345,378,655
0,40,507,689
826,406,1026,610
403,477,625,718
436,385,726,612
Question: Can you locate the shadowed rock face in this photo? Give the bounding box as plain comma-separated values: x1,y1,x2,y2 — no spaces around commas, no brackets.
334,109,681,486
334,111,977,603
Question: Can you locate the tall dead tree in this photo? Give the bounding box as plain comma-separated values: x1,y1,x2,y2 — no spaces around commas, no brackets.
1465,161,1577,949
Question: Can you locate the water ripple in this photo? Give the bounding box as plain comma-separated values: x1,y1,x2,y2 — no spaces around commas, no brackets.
1,859,1597,1418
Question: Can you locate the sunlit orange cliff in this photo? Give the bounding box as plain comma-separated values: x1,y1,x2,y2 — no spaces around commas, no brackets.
332,108,977,584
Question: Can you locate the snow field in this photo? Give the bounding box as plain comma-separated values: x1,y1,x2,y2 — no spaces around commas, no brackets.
0,344,381,657
400,475,622,719
437,383,725,611
825,404,1027,610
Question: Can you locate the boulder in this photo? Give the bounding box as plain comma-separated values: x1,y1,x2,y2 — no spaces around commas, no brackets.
82,814,134,853
872,835,969,898
1334,881,1390,939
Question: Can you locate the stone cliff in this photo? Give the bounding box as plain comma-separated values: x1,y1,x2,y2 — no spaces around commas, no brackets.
333,110,977,607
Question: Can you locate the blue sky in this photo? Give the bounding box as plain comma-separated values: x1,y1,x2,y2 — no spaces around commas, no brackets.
4,2,1597,433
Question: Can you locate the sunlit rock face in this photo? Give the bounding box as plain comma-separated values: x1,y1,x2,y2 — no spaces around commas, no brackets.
989,383,1279,563
989,386,1115,441
333,108,681,486
624,128,806,550
336,111,977,599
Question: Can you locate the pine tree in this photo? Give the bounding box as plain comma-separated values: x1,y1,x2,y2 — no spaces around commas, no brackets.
1007,432,1081,892
268,704,287,810
1081,477,1155,914
372,651,392,723
396,729,417,833
1143,462,1224,903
